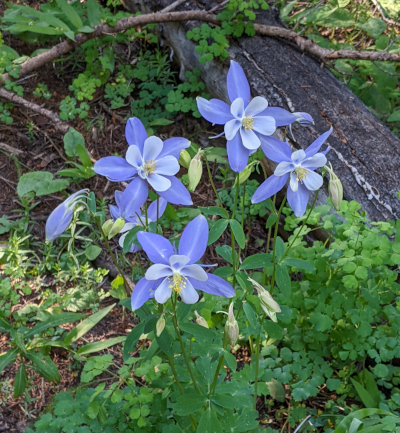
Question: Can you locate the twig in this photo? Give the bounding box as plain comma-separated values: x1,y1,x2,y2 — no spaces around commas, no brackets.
0,88,69,134
209,0,230,13
0,142,23,156
292,0,324,31
0,174,17,190
370,0,400,26
161,0,187,13
372,61,400,76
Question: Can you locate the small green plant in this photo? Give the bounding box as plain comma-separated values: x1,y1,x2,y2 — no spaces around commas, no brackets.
33,83,52,100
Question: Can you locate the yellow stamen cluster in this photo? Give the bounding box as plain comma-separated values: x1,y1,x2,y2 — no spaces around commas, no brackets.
168,273,187,294
295,167,308,183
242,116,254,131
143,160,157,176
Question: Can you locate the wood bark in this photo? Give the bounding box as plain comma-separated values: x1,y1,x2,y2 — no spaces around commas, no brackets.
126,0,400,222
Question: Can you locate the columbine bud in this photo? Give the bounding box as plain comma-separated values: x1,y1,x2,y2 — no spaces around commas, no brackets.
188,150,203,192
156,315,166,337
102,219,114,237
248,278,281,323
108,217,125,239
179,149,192,169
225,302,239,346
194,311,209,328
234,166,251,187
325,163,343,211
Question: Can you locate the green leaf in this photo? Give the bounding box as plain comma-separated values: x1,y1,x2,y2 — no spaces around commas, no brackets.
174,394,207,416
234,410,259,432
265,213,277,229
88,401,100,419
229,219,245,249
25,352,60,382
263,321,283,340
64,128,85,157
85,245,102,261
123,226,146,253
198,206,227,218
211,394,236,408
156,326,174,357
77,26,94,33
25,313,85,339
17,172,69,197
388,111,400,122
333,409,395,433
123,322,145,362
208,219,229,245
267,378,285,402
6,23,64,35
14,363,26,398
55,0,83,29
77,336,126,355
283,258,316,271
243,302,258,329
87,0,101,26
357,18,387,39
0,348,18,374
223,350,237,371
239,253,271,270
215,245,237,265
198,407,223,433
0,316,12,333
76,144,92,168
63,303,115,345
148,118,174,126
276,263,291,297
363,370,380,407
373,364,388,378
275,237,285,261
351,378,377,408
179,322,216,340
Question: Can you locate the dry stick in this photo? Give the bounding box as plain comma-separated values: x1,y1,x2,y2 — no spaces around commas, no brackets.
0,87,70,134
1,9,400,90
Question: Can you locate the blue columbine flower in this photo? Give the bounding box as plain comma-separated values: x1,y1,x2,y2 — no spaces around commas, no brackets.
116,196,168,253
252,129,332,217
45,189,89,241
131,215,235,310
196,61,313,173
94,117,192,208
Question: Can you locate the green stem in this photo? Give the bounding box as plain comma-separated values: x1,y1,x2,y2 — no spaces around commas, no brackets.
236,181,247,281
167,356,198,430
279,190,319,265
210,333,228,395
144,200,148,227
94,216,131,296
231,175,240,286
262,195,277,285
171,296,202,395
204,158,229,219
156,198,159,232
253,314,266,411
270,197,287,291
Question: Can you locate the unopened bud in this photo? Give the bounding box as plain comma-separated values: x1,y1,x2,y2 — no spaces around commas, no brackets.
225,302,239,346
194,311,209,328
325,163,343,211
188,150,203,192
248,278,281,323
179,149,192,169
102,219,114,237
156,315,166,337
234,165,252,187
108,217,125,239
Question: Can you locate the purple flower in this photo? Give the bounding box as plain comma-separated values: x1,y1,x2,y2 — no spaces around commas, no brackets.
94,117,192,208
252,129,332,217
118,197,168,253
46,189,88,241
131,215,235,310
196,61,313,173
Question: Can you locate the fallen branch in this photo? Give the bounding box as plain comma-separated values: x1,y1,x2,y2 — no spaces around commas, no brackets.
1,8,400,87
0,88,70,134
